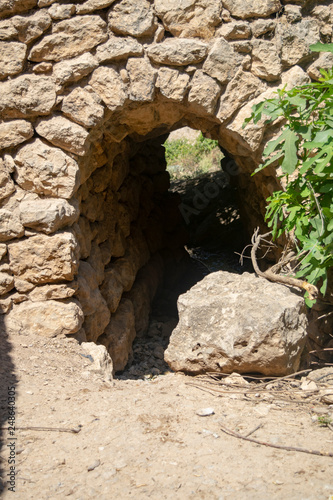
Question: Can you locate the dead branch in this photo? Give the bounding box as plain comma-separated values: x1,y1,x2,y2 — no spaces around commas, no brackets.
1,426,82,433
250,227,318,300
220,423,333,457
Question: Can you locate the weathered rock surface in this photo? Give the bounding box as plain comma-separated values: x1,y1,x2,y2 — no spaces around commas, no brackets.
0,161,15,202
203,38,242,84
251,40,282,81
108,0,156,38
146,39,208,66
20,197,79,234
76,0,116,14
0,120,33,149
8,231,79,284
35,116,89,156
4,299,83,337
0,268,14,295
154,0,222,38
100,298,136,372
222,0,280,19
12,9,51,43
48,3,75,20
81,342,113,381
14,138,80,198
0,75,56,118
165,271,308,376
89,66,127,111
28,282,78,301
217,21,251,40
61,88,104,128
126,58,156,102
217,70,266,123
52,53,98,86
307,53,333,81
95,36,143,63
188,70,221,114
0,40,26,79
277,20,320,67
0,0,37,19
0,18,17,39
0,209,24,241
28,15,107,62
156,67,190,102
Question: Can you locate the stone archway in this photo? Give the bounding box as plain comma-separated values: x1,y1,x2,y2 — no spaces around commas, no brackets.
0,0,331,371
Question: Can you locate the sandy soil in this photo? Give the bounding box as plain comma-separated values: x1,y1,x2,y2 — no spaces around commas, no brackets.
1,328,333,500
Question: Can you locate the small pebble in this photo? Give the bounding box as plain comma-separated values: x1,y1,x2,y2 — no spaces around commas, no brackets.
87,459,101,472
196,407,215,417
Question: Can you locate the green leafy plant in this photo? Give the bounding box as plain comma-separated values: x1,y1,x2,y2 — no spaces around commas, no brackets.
244,43,333,306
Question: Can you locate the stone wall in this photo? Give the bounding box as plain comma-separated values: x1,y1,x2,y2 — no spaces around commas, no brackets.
0,0,332,371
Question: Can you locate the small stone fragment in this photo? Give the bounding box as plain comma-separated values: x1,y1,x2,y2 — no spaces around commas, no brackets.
0,0,37,19
33,62,53,74
0,209,24,242
222,0,280,19
188,70,221,114
19,197,79,234
203,38,242,84
76,0,116,14
53,53,98,86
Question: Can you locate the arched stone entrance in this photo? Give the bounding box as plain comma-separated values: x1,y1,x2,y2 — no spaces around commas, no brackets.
0,0,331,370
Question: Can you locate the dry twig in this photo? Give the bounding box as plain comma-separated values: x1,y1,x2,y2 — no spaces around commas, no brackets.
220,423,333,458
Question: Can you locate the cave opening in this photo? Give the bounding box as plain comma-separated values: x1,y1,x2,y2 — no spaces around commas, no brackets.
112,125,256,379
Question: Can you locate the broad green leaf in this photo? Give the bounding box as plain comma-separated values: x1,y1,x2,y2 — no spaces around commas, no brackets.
280,129,298,175
310,42,333,53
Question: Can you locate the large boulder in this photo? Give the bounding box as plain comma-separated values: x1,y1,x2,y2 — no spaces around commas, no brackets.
165,271,308,376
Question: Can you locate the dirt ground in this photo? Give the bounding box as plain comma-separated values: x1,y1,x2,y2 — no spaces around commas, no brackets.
1,327,333,500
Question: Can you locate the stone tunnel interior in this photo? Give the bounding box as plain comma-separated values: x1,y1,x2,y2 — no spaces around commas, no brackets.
74,114,267,379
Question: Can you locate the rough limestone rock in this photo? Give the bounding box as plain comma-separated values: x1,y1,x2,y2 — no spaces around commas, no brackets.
0,75,56,118
28,282,78,301
222,0,280,19
156,67,190,102
7,231,79,284
307,53,333,81
188,70,221,114
0,209,24,241
95,36,143,63
52,53,98,86
277,20,320,67
154,0,222,38
251,40,282,81
108,0,157,38
89,66,127,111
14,139,80,198
48,3,76,20
0,269,14,295
126,58,156,102
203,38,242,84
28,15,108,62
165,271,308,376
12,10,52,43
0,41,26,79
4,299,84,337
0,0,37,19
0,18,18,39
61,88,104,128
19,197,79,234
0,163,15,202
217,21,251,40
0,120,33,149
146,39,208,66
35,116,89,156
81,342,113,382
217,70,266,123
100,298,135,372
76,0,116,14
